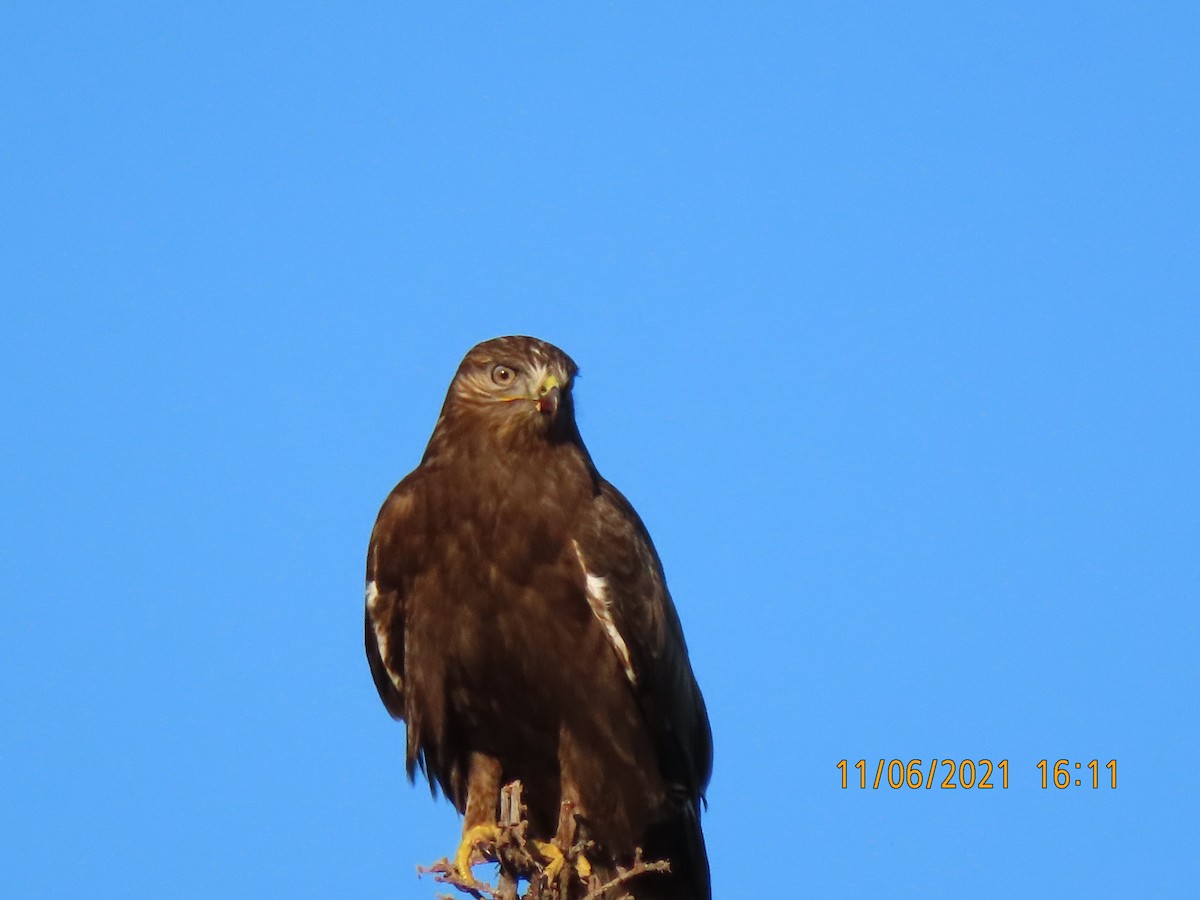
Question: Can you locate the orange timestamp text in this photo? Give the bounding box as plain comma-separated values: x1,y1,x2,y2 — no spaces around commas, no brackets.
837,758,1119,790
837,758,1009,789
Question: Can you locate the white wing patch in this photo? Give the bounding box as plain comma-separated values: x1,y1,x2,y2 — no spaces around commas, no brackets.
572,541,637,687
366,580,404,692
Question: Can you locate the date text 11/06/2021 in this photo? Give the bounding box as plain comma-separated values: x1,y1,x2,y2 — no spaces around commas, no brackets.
836,759,1118,790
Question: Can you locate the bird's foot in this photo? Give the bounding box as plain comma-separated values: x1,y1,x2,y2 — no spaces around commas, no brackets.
574,853,592,879
534,840,565,881
454,823,500,880
534,840,591,882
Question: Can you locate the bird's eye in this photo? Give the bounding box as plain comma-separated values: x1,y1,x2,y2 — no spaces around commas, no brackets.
491,364,516,386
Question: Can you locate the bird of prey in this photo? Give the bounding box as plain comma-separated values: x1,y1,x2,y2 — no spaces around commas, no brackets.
365,336,712,899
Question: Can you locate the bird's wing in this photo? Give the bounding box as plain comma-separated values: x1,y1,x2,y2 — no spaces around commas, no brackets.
364,471,426,725
574,480,713,802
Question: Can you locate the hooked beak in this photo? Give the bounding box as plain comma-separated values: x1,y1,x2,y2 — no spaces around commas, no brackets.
536,374,561,417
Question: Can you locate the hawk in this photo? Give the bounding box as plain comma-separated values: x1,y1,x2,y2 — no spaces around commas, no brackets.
365,336,712,899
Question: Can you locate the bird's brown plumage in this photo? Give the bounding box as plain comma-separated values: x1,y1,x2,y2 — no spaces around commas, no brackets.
365,336,711,899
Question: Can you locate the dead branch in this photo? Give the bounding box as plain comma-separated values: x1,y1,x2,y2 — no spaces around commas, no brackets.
580,849,671,900
415,781,670,900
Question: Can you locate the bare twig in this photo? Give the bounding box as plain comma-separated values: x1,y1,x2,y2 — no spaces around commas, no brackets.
580,848,670,900
417,858,494,899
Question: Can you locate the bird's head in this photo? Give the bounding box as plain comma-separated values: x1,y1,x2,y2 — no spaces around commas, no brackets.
436,335,580,445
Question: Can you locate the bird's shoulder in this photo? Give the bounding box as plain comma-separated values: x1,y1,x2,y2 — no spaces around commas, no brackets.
366,464,435,583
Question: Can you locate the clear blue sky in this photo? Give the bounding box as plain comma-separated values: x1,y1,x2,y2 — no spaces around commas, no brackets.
2,4,1197,898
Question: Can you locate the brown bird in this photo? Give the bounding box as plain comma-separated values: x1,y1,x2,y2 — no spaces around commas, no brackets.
365,336,712,899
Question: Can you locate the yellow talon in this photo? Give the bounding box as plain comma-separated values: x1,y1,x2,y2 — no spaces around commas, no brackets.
575,854,592,879
534,840,565,882
455,824,500,879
